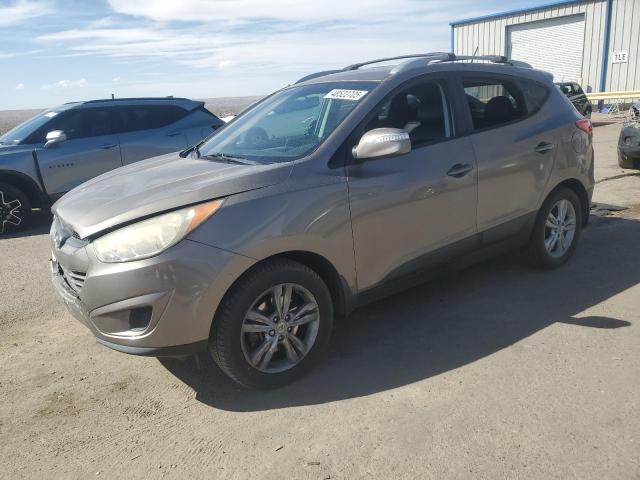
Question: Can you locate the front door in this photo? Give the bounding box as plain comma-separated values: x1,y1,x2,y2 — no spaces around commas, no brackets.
35,108,122,195
346,78,478,292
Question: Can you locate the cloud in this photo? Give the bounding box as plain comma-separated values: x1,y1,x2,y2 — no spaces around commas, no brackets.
112,77,121,82
0,49,43,59
107,0,455,23
36,16,451,75
217,60,235,69
0,0,50,27
15,83,24,90
40,78,88,90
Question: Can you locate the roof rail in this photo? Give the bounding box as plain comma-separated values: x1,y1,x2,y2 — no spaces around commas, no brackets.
294,53,532,84
295,69,344,84
343,52,454,71
82,96,189,104
392,53,532,73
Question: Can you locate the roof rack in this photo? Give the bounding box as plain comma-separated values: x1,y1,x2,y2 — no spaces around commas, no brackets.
343,52,454,71
295,53,531,84
83,96,190,103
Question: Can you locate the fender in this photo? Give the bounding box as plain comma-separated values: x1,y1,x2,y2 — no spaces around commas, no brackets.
0,168,49,208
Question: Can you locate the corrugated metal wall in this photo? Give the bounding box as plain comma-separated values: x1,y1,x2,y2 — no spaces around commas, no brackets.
451,0,639,93
607,0,640,91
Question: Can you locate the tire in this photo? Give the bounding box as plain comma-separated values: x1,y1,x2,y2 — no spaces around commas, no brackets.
525,187,583,269
210,258,334,389
0,182,31,235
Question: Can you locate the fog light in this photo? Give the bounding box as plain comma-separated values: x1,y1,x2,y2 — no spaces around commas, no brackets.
129,307,152,331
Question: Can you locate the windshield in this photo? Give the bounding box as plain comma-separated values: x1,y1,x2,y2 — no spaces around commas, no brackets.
0,110,61,145
197,81,376,163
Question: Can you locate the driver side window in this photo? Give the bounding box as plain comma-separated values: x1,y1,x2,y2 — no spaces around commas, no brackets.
364,80,451,148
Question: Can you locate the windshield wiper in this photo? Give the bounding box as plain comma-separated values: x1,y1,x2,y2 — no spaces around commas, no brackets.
200,152,259,165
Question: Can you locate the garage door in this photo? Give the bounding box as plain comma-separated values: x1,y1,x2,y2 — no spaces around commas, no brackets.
507,15,585,83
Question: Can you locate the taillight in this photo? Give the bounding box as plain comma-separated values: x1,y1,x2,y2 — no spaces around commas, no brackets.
575,118,592,136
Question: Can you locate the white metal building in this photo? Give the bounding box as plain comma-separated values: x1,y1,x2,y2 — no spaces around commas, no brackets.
450,0,640,93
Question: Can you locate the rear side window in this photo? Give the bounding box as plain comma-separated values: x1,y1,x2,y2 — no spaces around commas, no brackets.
572,83,585,96
120,105,188,133
463,79,527,130
558,83,573,95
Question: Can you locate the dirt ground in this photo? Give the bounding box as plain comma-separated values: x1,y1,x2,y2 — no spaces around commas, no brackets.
1,119,639,479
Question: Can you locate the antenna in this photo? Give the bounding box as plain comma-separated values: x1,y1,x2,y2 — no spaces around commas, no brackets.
470,47,479,63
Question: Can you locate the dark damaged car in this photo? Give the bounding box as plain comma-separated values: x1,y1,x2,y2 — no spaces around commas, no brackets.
618,102,640,170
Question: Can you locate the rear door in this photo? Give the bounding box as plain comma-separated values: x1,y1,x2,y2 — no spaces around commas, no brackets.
35,108,123,195
346,75,478,292
116,105,190,165
456,74,554,234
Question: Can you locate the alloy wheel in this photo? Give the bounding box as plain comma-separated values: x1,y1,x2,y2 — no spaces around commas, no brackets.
0,191,22,234
544,199,576,258
240,283,320,373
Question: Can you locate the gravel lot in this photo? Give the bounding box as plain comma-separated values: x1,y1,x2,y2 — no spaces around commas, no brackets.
1,119,639,479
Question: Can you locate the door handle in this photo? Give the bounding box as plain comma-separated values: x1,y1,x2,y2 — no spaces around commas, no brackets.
166,132,182,138
101,143,118,150
446,163,473,178
534,142,555,154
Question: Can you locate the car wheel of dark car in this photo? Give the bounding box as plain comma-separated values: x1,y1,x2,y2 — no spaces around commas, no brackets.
210,258,333,389
525,187,582,269
0,182,31,235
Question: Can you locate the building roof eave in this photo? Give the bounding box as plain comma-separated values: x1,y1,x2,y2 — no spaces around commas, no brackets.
450,0,586,26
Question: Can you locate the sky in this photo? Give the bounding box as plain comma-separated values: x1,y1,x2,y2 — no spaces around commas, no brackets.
1,0,556,110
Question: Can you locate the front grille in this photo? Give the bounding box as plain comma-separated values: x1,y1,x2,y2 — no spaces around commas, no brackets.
63,269,86,292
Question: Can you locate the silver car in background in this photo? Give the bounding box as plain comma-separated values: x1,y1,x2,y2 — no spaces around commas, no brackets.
50,53,594,389
0,97,223,233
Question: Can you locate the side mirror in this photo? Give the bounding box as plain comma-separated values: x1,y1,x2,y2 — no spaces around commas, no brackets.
45,130,67,148
352,128,411,160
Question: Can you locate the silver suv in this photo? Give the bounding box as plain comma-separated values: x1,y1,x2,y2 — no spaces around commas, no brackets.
50,54,594,388
0,97,223,234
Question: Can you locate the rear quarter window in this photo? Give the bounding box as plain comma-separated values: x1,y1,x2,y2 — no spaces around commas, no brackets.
517,79,549,115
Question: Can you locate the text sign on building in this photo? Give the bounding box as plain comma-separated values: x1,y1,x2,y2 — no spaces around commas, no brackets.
612,51,628,63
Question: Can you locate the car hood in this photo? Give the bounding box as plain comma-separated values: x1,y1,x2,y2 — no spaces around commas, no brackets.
0,143,33,155
53,152,292,238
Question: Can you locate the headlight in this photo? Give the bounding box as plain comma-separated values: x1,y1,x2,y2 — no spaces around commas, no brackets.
93,199,223,263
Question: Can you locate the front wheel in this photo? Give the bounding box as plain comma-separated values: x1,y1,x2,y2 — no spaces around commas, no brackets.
525,187,582,269
210,259,333,389
0,182,31,235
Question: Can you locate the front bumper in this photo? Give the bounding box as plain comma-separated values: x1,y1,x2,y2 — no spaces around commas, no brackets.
50,238,255,356
618,125,640,169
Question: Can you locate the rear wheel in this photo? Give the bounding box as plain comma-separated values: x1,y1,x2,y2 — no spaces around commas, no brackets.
0,182,31,235
525,187,582,269
210,259,333,389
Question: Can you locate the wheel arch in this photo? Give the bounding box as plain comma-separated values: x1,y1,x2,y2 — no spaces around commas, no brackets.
545,178,590,227
0,170,48,209
210,250,354,341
